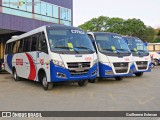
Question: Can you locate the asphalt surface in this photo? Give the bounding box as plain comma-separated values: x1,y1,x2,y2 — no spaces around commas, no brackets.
0,67,160,113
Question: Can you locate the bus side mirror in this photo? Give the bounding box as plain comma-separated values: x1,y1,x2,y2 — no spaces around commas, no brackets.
124,39,129,45
144,42,148,46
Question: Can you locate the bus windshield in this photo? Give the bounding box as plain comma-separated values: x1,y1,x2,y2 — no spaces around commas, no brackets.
95,34,130,55
126,38,149,55
47,29,95,54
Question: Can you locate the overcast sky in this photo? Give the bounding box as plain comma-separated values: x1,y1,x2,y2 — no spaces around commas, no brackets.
73,0,160,28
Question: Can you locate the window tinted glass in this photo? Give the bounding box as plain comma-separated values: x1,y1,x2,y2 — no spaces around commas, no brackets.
38,33,48,53
18,40,24,53
12,41,17,54
23,37,31,52
47,29,95,54
7,43,12,54
95,35,130,54
31,35,38,51
5,44,8,54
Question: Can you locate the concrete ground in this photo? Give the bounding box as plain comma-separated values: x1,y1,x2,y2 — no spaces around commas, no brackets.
0,67,160,118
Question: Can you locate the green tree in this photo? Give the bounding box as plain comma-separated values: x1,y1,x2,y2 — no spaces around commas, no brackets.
79,16,109,32
157,30,160,36
122,19,146,39
79,16,155,42
105,18,124,34
144,26,155,42
155,30,160,42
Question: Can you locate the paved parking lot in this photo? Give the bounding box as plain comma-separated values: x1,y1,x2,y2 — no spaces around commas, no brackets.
0,67,160,111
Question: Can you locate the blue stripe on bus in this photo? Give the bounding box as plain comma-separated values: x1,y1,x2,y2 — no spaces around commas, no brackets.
7,54,13,71
50,61,98,82
99,62,133,78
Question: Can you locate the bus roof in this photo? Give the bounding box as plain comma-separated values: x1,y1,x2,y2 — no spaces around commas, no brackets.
122,36,140,40
6,24,83,44
89,32,121,36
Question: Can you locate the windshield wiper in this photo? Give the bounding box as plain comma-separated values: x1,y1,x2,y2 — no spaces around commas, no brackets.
130,50,142,55
102,49,122,54
116,49,131,53
102,49,114,52
75,47,94,53
55,47,79,53
138,50,148,53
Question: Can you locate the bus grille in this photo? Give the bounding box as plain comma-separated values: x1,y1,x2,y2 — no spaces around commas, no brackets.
136,61,148,70
113,62,129,73
67,62,90,76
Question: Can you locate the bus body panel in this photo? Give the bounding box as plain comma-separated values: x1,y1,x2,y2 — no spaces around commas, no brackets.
5,51,51,81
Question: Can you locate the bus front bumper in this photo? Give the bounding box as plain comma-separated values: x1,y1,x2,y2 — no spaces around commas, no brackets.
99,62,133,78
50,62,98,82
132,62,152,73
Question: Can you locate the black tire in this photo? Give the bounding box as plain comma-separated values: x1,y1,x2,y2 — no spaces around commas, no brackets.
88,79,98,83
42,73,53,90
154,59,159,66
78,80,88,87
13,69,20,81
135,72,144,77
115,77,123,81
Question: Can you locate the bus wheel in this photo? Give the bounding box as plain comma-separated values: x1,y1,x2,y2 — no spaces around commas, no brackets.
13,69,20,81
154,60,159,66
115,77,123,81
88,79,98,83
135,72,143,77
78,80,88,87
42,74,53,90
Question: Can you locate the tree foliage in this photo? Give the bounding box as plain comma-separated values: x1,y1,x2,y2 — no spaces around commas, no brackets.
79,16,109,32
79,16,156,42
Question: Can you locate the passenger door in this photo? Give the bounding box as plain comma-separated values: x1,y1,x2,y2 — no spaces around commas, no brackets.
36,32,50,81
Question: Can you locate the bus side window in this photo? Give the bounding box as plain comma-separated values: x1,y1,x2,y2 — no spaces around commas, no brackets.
31,34,38,51
18,40,24,53
12,41,17,54
7,43,12,54
5,44,8,54
38,32,48,54
87,34,97,53
23,37,31,52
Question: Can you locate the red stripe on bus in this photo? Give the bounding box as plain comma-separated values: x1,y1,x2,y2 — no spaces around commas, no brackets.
26,53,36,80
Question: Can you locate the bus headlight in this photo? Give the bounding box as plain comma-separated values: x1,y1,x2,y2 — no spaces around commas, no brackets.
52,60,65,68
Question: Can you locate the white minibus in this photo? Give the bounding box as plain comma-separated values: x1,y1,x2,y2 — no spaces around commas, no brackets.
4,25,98,90
87,32,133,82
123,36,152,76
